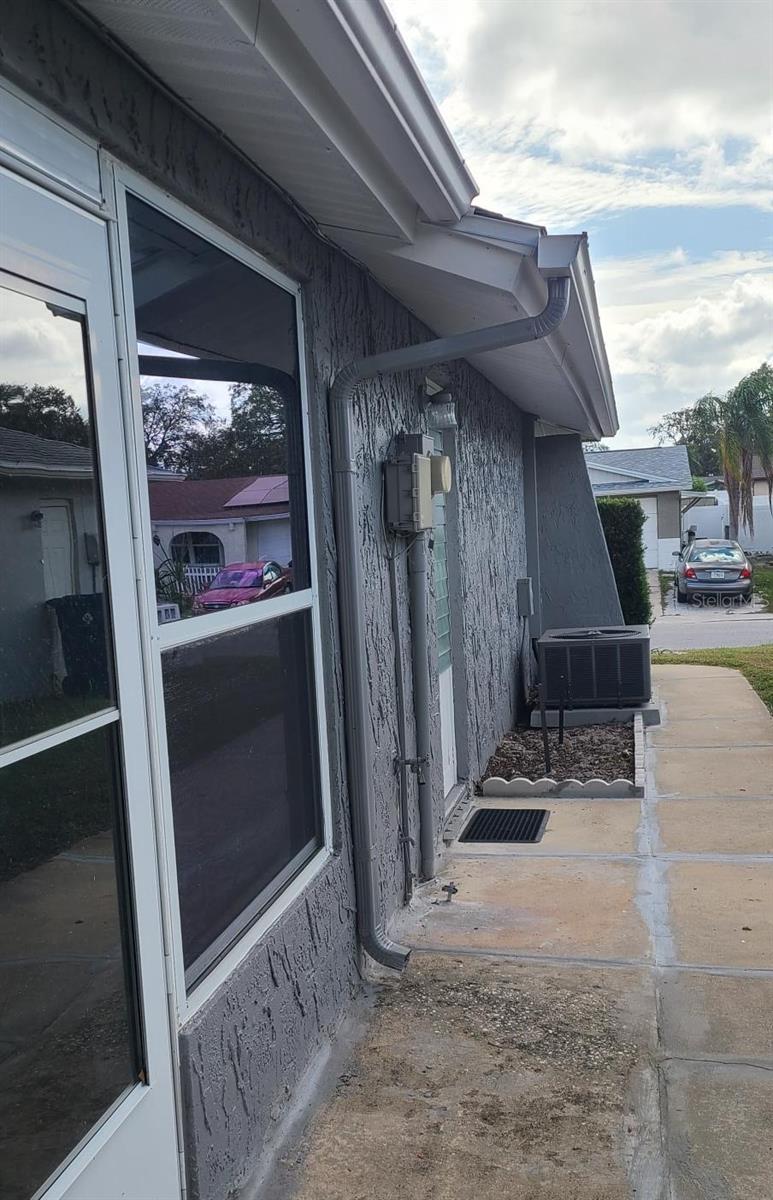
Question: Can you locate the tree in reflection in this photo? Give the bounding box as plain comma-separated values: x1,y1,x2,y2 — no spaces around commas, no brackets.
183,383,287,477
141,381,217,470
0,383,89,445
142,381,287,478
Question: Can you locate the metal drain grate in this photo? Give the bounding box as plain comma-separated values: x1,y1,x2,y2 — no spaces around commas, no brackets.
459,807,549,844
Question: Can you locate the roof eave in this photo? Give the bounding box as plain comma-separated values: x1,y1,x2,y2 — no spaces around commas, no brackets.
262,0,477,224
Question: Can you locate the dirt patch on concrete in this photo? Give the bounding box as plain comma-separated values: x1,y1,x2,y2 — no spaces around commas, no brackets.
269,954,655,1200
479,723,634,787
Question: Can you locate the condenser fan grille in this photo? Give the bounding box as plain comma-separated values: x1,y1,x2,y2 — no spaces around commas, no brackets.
538,626,651,707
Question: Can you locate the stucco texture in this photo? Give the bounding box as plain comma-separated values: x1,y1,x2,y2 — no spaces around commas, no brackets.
536,435,623,630
0,5,528,1197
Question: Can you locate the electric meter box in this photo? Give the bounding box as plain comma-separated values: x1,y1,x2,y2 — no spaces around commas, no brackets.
384,433,435,533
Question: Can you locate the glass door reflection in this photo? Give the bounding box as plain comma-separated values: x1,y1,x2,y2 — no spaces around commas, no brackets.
0,279,141,1200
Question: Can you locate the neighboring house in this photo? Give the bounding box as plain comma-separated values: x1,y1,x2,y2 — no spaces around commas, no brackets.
691,457,773,552
752,456,772,498
149,474,292,590
584,445,701,568
0,6,620,1200
0,427,103,701
706,455,772,498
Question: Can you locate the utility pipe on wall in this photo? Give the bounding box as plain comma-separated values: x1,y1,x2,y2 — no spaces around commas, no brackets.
329,273,571,971
408,531,434,880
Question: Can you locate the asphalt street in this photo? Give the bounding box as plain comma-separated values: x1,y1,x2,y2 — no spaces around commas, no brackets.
650,571,773,650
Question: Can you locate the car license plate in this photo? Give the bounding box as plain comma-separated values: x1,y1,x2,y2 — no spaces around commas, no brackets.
710,571,724,579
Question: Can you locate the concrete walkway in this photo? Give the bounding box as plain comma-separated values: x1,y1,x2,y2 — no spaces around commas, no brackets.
265,666,773,1200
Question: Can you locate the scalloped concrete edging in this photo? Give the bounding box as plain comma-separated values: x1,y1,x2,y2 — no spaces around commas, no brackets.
481,713,645,798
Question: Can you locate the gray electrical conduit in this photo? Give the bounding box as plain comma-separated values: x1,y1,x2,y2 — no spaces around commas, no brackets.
329,273,571,970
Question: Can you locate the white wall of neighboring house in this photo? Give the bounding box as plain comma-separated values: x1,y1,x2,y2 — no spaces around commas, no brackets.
1,476,102,702
586,465,620,486
638,496,659,569
657,537,682,569
587,465,685,570
151,520,247,568
245,517,292,564
152,517,293,567
608,492,682,570
689,495,773,553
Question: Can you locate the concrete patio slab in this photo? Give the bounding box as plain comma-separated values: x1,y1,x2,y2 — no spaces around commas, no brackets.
400,857,650,962
0,855,122,961
453,801,641,856
652,745,773,797
658,798,773,855
663,1060,773,1200
652,677,766,720
651,664,752,681
265,661,773,1200
267,955,658,1200
647,714,773,748
667,861,773,968
659,971,773,1060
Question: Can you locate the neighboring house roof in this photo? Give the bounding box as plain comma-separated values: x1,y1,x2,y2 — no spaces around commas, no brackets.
149,475,290,522
77,0,617,441
0,426,92,477
585,445,693,496
224,476,289,507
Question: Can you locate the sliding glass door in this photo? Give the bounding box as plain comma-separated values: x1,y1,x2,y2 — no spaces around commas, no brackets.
0,169,179,1200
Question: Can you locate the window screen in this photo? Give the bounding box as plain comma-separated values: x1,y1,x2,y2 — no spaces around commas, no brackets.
163,615,322,984
126,194,310,626
125,196,325,991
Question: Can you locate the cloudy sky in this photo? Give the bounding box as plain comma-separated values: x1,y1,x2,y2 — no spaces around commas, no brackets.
388,0,772,447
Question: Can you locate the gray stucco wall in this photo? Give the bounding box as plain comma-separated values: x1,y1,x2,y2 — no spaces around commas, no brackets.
536,435,623,629
657,490,682,539
0,5,529,1197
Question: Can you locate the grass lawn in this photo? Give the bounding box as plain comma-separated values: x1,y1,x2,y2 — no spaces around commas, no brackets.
753,563,773,611
658,570,672,611
653,645,773,715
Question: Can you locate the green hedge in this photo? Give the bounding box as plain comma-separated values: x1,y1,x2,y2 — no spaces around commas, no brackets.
597,497,652,625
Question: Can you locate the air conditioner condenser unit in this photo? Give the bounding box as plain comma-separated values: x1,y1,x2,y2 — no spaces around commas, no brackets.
538,625,651,707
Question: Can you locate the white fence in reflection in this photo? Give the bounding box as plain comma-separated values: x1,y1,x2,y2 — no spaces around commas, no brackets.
183,564,221,590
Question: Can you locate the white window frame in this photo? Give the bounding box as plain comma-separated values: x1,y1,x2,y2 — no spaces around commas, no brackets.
0,198,182,1199
106,161,333,1020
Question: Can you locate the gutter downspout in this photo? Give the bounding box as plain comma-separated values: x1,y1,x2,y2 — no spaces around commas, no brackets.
329,274,571,971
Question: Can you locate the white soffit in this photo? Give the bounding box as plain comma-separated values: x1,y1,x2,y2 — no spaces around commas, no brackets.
332,216,617,438
79,0,474,241
76,0,616,437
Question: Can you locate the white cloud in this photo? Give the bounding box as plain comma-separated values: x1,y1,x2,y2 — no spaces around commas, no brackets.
0,292,89,410
389,0,773,219
597,259,773,445
460,148,771,229
388,0,772,444
594,249,773,312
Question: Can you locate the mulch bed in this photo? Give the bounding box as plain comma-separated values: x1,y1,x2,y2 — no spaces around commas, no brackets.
479,721,634,787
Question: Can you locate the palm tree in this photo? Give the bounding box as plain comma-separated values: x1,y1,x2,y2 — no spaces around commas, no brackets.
715,364,773,538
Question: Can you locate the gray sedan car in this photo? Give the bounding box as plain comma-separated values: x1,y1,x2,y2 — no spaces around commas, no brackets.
674,538,753,604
